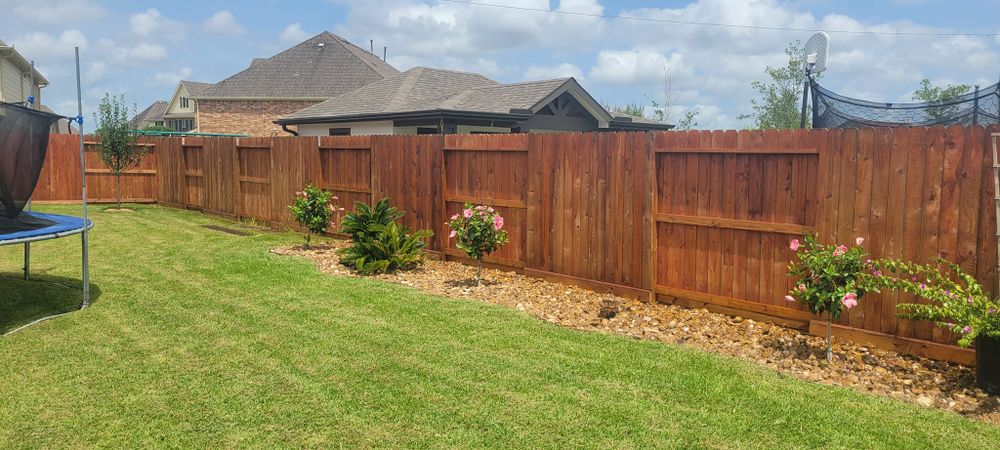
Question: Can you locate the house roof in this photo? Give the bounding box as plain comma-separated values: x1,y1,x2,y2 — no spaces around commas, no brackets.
132,100,168,126
40,104,77,134
180,80,213,96
279,67,605,122
0,39,49,85
194,31,399,100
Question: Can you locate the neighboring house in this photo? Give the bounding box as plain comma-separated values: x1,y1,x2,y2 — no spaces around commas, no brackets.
39,105,77,134
162,80,212,132
276,67,673,136
193,31,399,136
132,100,168,129
0,39,47,107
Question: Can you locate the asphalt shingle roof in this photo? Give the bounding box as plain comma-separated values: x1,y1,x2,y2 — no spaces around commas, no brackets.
132,100,168,125
281,67,579,121
195,32,399,99
179,81,213,96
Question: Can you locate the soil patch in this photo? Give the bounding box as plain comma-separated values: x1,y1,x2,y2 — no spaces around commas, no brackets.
273,240,999,424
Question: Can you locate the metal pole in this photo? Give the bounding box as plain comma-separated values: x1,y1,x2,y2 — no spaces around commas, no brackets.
799,71,811,129
972,85,980,125
75,47,91,308
24,61,35,280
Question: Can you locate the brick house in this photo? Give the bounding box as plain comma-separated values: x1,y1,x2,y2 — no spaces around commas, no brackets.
193,32,399,136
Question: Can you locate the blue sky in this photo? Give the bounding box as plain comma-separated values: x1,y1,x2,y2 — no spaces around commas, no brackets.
2,0,998,129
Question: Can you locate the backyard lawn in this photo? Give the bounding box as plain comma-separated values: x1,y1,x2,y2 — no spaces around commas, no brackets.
1,205,998,449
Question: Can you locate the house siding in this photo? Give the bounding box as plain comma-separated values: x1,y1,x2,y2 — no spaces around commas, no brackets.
295,121,396,136
197,99,321,136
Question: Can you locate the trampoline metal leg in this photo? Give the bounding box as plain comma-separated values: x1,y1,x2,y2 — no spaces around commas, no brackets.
23,243,30,280
81,230,90,308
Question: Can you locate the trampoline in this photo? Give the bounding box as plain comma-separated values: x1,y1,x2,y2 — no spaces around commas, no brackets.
1,48,92,324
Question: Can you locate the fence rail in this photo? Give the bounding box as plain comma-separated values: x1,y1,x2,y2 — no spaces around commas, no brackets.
30,126,1000,364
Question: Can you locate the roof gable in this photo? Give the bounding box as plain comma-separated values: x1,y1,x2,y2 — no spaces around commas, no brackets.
195,31,399,99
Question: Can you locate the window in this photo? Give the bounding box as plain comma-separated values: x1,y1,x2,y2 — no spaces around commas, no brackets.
180,97,189,108
416,127,439,135
154,121,164,127
328,128,351,136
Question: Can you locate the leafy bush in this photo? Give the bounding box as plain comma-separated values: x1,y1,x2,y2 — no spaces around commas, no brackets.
873,258,1000,347
337,198,431,275
786,234,877,360
447,204,509,285
288,185,340,248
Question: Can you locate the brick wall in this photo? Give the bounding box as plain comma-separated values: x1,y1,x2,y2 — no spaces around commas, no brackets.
196,99,322,136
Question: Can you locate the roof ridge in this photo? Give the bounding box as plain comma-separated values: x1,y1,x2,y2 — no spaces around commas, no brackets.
384,68,425,111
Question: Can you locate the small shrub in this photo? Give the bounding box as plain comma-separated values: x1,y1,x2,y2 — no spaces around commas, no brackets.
447,204,509,285
873,257,1000,347
337,198,432,275
288,185,340,248
786,234,877,360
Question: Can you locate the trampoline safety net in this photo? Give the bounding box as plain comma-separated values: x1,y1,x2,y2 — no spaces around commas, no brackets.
811,81,1000,129
0,101,63,227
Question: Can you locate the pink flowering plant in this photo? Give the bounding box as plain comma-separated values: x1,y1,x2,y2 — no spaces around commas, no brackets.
447,203,509,285
786,234,877,360
872,258,1000,347
288,185,341,248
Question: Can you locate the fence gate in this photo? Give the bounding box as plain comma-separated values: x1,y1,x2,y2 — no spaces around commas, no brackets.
236,141,271,221
318,136,373,233
651,130,819,322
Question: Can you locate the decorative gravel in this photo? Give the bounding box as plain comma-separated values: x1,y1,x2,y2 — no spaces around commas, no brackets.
273,241,999,424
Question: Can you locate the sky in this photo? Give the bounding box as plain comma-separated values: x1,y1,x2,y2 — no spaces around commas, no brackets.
2,0,998,129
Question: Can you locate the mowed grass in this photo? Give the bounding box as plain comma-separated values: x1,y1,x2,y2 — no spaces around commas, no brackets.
0,205,997,449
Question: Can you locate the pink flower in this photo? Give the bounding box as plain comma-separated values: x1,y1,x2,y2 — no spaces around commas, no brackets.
475,205,487,210
450,213,459,221
961,326,972,334
784,295,796,302
873,270,882,277
789,239,800,251
841,292,858,309
832,244,848,256
855,237,864,246
487,207,495,213
449,229,457,238
988,308,997,314
296,191,304,196
798,284,807,292
493,215,504,230
919,283,927,290
463,209,473,218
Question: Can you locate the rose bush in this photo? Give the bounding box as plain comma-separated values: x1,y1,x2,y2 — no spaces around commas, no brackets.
447,204,508,285
786,234,877,360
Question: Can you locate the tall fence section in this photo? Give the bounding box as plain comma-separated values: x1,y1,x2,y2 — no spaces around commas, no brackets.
32,127,1000,363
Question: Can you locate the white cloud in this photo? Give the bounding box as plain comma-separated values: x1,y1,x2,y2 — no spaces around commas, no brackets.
95,39,167,65
129,8,185,36
152,67,194,87
9,30,89,60
279,23,311,45
203,11,247,36
4,0,105,24
524,63,584,81
589,50,685,85
84,61,107,84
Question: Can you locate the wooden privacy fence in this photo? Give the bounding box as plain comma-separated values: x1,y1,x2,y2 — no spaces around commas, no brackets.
32,126,1000,362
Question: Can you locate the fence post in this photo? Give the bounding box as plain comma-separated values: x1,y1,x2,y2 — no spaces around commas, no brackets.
645,131,656,302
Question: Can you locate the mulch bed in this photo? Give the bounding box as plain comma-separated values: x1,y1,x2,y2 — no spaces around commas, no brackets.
272,241,999,424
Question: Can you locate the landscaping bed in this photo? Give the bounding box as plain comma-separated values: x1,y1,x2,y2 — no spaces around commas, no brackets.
274,240,1000,425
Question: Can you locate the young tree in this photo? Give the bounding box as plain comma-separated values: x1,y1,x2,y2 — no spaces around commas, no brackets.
911,78,971,121
94,93,144,209
675,111,699,130
738,41,815,129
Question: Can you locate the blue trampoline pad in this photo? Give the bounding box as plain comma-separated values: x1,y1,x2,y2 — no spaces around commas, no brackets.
0,212,93,246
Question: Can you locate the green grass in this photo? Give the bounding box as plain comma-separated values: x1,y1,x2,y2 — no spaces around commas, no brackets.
0,205,997,449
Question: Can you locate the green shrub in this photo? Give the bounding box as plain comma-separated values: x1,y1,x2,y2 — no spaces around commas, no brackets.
337,198,431,275
288,185,340,248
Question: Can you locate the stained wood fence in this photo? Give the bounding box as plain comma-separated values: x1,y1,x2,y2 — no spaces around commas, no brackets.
30,126,1000,363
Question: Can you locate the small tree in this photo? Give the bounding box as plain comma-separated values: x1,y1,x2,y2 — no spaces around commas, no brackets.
94,93,144,209
738,41,817,129
288,185,341,248
912,79,971,121
447,204,509,286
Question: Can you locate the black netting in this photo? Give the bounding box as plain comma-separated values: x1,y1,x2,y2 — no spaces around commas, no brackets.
811,81,1000,129
0,101,63,222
